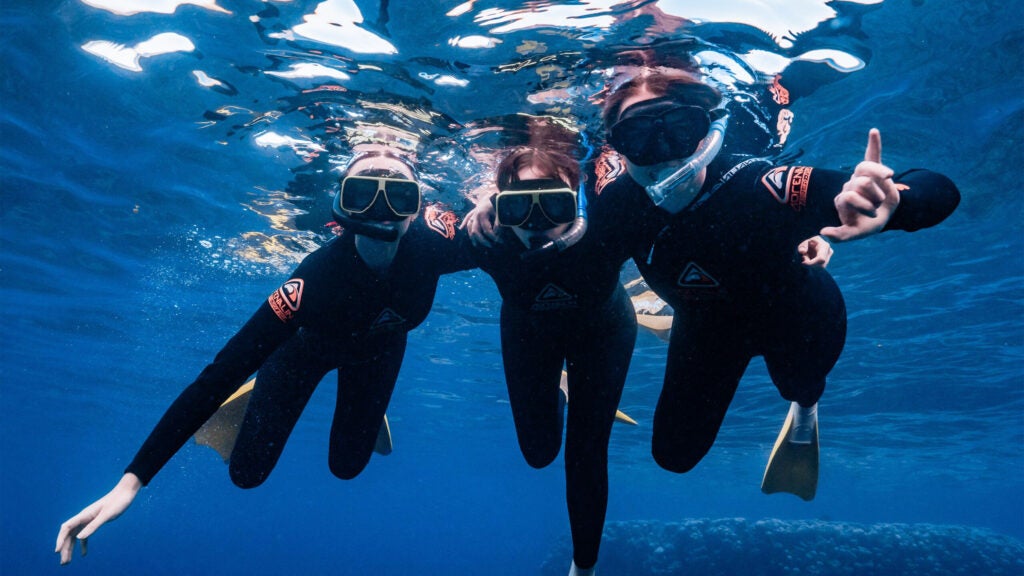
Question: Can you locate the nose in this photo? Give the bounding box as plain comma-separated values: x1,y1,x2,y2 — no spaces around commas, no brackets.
519,205,557,230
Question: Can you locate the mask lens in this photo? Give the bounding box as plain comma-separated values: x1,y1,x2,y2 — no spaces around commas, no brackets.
383,180,421,216
341,177,381,212
609,103,711,166
538,192,576,224
496,194,533,227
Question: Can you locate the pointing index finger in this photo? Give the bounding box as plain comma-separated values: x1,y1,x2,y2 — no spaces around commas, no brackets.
864,128,882,163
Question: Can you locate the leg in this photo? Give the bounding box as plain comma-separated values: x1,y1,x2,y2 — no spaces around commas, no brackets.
763,276,847,406
328,336,407,479
563,287,636,569
500,303,568,469
652,306,752,473
229,334,331,488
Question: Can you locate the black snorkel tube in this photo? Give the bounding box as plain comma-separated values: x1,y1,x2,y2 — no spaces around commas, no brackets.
520,133,594,263
332,189,402,242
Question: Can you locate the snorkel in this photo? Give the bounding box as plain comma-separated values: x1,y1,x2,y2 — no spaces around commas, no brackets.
520,134,593,263
643,109,729,208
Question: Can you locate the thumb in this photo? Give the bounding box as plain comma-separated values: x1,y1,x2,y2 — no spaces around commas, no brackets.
864,128,882,163
820,225,850,243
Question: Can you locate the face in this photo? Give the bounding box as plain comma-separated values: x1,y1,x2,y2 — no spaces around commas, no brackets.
507,164,571,248
614,84,710,188
345,154,417,241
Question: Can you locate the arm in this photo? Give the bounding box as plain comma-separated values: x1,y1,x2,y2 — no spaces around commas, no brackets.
882,168,960,232
54,296,295,565
420,204,482,273
124,303,293,486
819,129,959,241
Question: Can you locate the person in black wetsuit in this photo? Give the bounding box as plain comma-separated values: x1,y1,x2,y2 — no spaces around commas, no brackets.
466,147,635,576
597,69,960,475
55,148,475,565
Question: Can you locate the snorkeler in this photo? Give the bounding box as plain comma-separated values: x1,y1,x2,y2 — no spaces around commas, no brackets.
597,69,960,498
54,149,475,565
464,147,636,576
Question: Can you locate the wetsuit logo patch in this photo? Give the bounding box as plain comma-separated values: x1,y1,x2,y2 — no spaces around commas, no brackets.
770,74,790,105
788,166,811,211
676,263,719,288
424,204,458,239
761,166,811,211
594,151,626,196
371,308,407,331
762,166,789,203
268,279,304,322
532,283,578,311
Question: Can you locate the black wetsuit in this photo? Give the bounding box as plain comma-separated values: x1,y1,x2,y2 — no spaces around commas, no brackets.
126,205,473,487
470,200,635,569
597,154,960,473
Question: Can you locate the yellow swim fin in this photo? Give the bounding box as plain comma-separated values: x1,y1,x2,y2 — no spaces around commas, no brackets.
761,402,819,501
559,370,638,426
194,379,256,462
193,378,394,460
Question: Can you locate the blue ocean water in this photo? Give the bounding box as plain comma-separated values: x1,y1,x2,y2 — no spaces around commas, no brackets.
2,1,1022,575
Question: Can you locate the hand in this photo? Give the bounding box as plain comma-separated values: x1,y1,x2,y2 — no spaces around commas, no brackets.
820,128,901,242
55,473,142,565
460,198,499,247
798,235,833,268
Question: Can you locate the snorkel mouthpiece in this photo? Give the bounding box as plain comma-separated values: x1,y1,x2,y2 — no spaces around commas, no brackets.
334,214,401,242
332,193,401,242
644,112,729,207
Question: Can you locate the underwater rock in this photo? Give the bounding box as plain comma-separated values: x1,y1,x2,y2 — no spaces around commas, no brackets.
541,518,1024,576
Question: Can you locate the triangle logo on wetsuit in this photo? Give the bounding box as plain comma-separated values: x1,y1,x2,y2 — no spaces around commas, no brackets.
532,283,578,311
761,166,790,204
676,263,720,288
536,283,574,303
371,308,407,331
280,280,304,309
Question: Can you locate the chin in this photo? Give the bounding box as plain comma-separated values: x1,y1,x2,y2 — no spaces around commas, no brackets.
624,158,681,187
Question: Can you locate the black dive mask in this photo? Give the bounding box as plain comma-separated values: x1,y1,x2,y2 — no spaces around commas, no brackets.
607,97,712,166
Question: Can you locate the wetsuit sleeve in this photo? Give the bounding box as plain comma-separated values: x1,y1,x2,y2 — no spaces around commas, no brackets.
750,164,846,241
421,204,481,273
124,302,296,485
884,169,961,232
752,164,960,246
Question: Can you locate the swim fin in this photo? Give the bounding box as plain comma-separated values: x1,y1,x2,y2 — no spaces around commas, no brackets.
374,414,393,456
761,402,818,501
559,370,638,426
194,379,255,461
193,378,394,460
